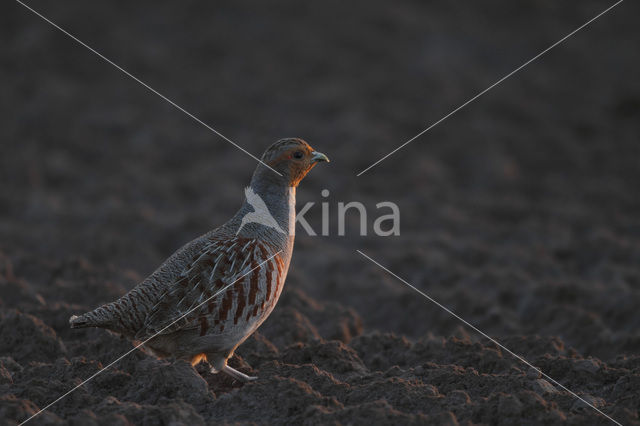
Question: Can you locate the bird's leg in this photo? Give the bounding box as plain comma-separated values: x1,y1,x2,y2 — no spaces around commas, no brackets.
221,365,257,382
207,354,257,382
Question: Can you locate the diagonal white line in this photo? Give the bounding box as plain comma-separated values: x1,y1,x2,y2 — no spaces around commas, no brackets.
15,0,282,177
356,249,622,426
356,0,624,176
19,250,283,425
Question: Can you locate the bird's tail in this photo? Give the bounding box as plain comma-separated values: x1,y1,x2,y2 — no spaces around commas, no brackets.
69,306,113,329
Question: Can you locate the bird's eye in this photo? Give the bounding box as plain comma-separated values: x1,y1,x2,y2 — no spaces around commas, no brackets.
293,151,304,159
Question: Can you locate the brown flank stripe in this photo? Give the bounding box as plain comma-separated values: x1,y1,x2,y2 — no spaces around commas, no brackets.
233,280,245,324
218,285,233,321
258,245,273,301
275,255,283,276
272,256,284,302
248,260,259,305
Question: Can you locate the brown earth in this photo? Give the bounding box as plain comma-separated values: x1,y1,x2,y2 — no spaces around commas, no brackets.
2,0,640,424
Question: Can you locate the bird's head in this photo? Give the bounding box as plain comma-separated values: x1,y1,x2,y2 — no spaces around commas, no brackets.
257,138,329,187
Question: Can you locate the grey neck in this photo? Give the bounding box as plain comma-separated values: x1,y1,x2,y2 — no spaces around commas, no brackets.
226,167,295,250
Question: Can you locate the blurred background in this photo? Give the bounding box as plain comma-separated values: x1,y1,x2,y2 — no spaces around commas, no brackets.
2,0,639,423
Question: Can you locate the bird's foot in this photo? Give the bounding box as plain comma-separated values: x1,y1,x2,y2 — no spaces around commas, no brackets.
217,365,257,382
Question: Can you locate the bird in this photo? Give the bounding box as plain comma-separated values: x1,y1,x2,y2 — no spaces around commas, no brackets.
69,138,329,382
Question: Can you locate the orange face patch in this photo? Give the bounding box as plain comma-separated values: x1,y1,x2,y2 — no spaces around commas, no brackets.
267,145,317,186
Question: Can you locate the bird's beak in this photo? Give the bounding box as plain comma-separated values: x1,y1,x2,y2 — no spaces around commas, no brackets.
311,151,330,163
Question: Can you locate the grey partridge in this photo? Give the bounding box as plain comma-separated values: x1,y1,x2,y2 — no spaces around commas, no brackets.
69,138,329,382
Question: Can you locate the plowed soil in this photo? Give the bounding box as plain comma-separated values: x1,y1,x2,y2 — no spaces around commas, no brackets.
2,1,639,424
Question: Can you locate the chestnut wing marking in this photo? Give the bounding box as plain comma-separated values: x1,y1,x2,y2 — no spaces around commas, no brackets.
135,237,260,339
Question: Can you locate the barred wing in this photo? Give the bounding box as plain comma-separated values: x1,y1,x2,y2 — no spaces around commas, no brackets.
135,237,276,340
